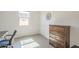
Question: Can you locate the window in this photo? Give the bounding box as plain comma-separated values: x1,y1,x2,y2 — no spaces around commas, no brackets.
18,11,30,26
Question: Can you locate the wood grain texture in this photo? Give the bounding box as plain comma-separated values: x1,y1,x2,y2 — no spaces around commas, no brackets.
49,25,70,48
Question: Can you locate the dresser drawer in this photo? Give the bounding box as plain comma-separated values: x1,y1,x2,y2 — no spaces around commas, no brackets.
49,39,65,48
49,25,70,48
49,26,65,33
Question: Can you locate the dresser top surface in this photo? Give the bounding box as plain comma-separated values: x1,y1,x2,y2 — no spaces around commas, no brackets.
49,25,70,27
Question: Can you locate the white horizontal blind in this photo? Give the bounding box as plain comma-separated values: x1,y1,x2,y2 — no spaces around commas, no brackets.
18,11,30,26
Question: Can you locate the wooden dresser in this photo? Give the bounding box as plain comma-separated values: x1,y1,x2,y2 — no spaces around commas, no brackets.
49,25,70,48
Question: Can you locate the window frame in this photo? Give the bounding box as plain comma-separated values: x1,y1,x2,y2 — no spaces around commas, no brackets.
18,11,30,26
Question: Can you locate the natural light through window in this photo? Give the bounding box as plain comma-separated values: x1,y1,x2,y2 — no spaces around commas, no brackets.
18,11,30,26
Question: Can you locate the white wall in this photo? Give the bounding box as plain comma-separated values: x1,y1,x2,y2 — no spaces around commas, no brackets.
52,11,79,47
40,11,54,39
1,11,79,47
40,11,79,46
0,11,40,38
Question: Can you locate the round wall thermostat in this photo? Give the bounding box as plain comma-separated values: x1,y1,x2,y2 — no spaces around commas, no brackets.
46,13,51,20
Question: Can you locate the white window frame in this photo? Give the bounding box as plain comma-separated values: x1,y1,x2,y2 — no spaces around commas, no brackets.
18,11,30,26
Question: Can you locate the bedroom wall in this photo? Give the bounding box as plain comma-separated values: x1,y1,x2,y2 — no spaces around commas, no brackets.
0,11,40,38
40,11,49,39
0,12,5,30
40,11,54,39
52,11,79,47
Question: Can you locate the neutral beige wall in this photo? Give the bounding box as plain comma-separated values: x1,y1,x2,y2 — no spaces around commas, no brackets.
0,12,5,30
40,12,49,39
40,11,79,46
52,11,79,47
0,11,40,38
0,11,18,31
40,11,54,39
